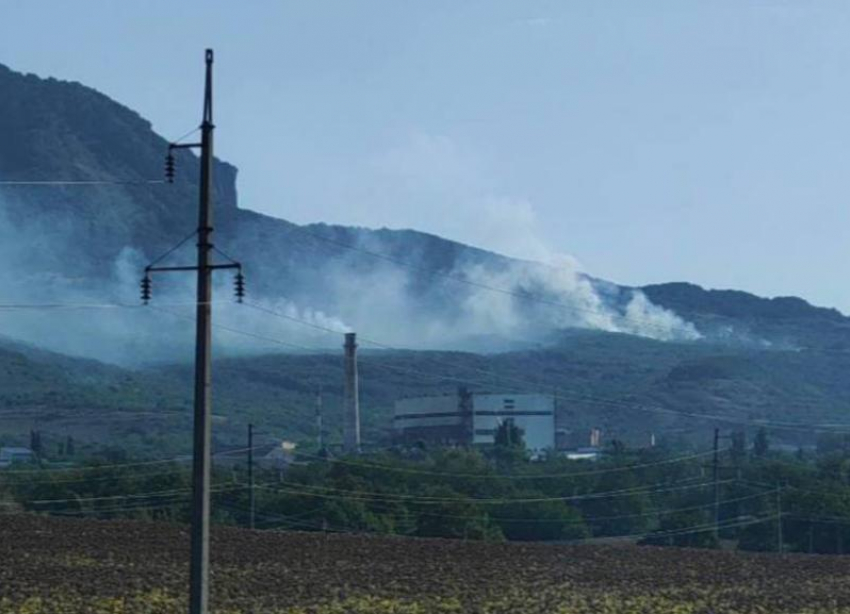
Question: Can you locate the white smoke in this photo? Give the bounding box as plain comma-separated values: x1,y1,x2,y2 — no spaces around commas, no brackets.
0,180,700,366
450,259,700,343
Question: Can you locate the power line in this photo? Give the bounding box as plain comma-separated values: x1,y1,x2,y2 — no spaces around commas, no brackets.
294,448,721,481
283,225,699,339
363,489,772,526
259,476,729,506
0,445,258,476
242,300,850,434
0,179,167,186
582,513,781,544
0,298,845,433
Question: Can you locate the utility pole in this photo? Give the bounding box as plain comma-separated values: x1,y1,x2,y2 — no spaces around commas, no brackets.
141,49,244,614
713,427,720,540
316,387,324,452
188,49,215,614
776,485,783,553
248,423,255,530
710,428,734,540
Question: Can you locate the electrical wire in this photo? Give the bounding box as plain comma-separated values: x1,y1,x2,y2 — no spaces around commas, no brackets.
351,489,772,526
258,477,729,506
241,300,850,434
283,225,699,339
294,448,722,481
0,445,260,476
581,513,781,543
0,298,845,434
0,179,167,186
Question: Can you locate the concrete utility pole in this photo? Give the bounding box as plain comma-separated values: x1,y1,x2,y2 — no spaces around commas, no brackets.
316,387,325,452
713,428,720,540
188,48,216,614
248,423,255,530
458,387,474,445
710,429,734,540
141,50,244,614
343,332,360,454
776,483,784,553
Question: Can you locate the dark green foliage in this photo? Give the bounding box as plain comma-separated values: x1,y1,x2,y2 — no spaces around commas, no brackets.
5,442,850,553
494,419,525,449
641,510,719,548
753,429,770,458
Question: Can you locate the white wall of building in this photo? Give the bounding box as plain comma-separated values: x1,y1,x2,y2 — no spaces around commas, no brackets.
394,393,555,452
394,395,463,430
472,394,555,452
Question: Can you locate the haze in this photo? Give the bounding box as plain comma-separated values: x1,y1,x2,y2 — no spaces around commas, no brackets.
2,1,849,310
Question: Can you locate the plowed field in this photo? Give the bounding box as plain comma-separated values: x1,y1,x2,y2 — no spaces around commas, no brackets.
2,514,850,613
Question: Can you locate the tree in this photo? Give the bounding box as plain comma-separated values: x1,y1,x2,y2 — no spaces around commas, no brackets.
730,431,747,465
578,472,652,537
414,485,503,540
29,430,42,457
495,498,588,541
493,419,527,466
753,429,770,458
494,419,525,449
640,510,718,549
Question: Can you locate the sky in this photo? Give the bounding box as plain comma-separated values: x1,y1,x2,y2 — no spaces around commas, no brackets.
3,1,850,310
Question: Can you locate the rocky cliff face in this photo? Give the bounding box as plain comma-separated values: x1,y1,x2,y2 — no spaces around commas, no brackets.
0,63,239,275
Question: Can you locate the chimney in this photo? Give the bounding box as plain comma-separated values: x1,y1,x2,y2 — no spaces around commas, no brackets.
343,332,360,454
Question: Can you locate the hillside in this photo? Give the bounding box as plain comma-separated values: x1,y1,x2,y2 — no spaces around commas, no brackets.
1,62,850,452
1,327,846,456
3,61,849,357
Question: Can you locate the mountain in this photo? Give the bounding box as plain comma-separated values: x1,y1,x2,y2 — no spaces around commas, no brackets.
1,62,850,453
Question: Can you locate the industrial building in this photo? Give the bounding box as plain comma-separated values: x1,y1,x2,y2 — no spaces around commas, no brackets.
393,390,556,452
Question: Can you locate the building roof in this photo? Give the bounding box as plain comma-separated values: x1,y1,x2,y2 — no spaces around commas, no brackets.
1,447,33,455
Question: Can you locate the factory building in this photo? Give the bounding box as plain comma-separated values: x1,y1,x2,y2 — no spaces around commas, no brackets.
393,390,555,452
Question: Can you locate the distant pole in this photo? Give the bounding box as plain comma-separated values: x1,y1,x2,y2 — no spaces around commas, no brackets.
248,423,255,530
776,483,783,553
316,387,324,451
713,428,720,540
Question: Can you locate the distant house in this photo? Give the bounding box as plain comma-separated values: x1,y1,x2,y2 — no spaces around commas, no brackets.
259,441,297,471
0,447,35,468
564,446,602,461
212,441,297,471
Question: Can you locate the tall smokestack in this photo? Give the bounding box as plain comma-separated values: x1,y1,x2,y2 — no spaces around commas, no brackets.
343,332,360,454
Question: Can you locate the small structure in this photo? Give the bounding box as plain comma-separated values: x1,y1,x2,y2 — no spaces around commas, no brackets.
259,441,297,471
0,447,35,468
562,428,605,461
394,391,556,452
564,446,602,461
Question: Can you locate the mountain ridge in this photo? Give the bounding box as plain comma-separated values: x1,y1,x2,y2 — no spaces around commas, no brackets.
2,61,850,453
1,61,846,356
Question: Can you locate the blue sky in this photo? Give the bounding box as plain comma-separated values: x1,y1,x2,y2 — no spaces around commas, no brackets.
3,1,850,310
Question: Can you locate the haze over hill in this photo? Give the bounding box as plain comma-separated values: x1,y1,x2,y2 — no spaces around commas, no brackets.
0,62,758,364
1,62,850,452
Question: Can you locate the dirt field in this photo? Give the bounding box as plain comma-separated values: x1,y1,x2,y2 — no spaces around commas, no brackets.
2,514,850,613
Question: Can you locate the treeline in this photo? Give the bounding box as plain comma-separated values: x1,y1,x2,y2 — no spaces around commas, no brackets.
3,429,850,553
